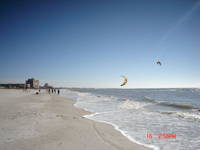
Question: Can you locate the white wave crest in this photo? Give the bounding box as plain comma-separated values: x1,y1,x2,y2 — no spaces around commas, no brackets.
176,112,200,120
119,99,150,110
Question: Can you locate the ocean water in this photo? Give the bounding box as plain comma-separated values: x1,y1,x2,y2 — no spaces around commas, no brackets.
61,88,200,150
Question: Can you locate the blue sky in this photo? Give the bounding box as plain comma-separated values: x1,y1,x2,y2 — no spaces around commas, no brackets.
0,0,200,88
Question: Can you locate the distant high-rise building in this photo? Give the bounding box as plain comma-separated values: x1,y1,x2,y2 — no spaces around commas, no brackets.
26,78,39,88
43,83,53,89
44,83,49,88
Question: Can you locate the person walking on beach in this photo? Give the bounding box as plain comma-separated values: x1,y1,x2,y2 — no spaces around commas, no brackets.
57,89,60,95
48,88,50,94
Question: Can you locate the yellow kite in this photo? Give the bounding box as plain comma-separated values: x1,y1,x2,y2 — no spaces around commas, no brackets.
120,76,128,86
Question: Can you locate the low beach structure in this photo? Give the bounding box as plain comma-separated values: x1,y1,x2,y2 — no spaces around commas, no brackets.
0,84,25,89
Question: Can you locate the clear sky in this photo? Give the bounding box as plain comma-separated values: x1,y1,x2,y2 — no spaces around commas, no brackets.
1,0,200,88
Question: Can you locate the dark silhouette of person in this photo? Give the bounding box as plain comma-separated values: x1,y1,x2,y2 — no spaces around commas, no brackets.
58,89,60,95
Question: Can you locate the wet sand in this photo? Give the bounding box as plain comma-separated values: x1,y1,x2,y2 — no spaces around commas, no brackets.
0,89,150,150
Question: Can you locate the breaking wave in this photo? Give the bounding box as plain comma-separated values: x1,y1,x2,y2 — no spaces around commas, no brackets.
119,99,151,110
144,96,200,110
160,111,200,121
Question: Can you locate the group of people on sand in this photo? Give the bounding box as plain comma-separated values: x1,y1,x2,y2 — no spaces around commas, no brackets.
48,88,60,95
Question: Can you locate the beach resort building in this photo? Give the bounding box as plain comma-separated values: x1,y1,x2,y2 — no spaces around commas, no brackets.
26,78,40,89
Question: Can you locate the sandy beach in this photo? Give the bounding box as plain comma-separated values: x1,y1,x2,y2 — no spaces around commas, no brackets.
0,89,150,150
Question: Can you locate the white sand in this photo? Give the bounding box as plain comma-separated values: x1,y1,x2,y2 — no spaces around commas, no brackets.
0,89,150,150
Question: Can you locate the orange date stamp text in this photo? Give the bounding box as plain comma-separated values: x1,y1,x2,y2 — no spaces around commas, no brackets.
146,133,176,139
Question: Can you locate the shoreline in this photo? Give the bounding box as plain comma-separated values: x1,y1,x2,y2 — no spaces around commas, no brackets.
83,113,158,150
60,94,156,150
70,99,153,150
0,89,151,150
64,90,158,150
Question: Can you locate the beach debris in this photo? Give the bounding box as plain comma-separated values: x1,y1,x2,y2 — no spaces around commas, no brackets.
120,76,128,86
156,61,162,66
